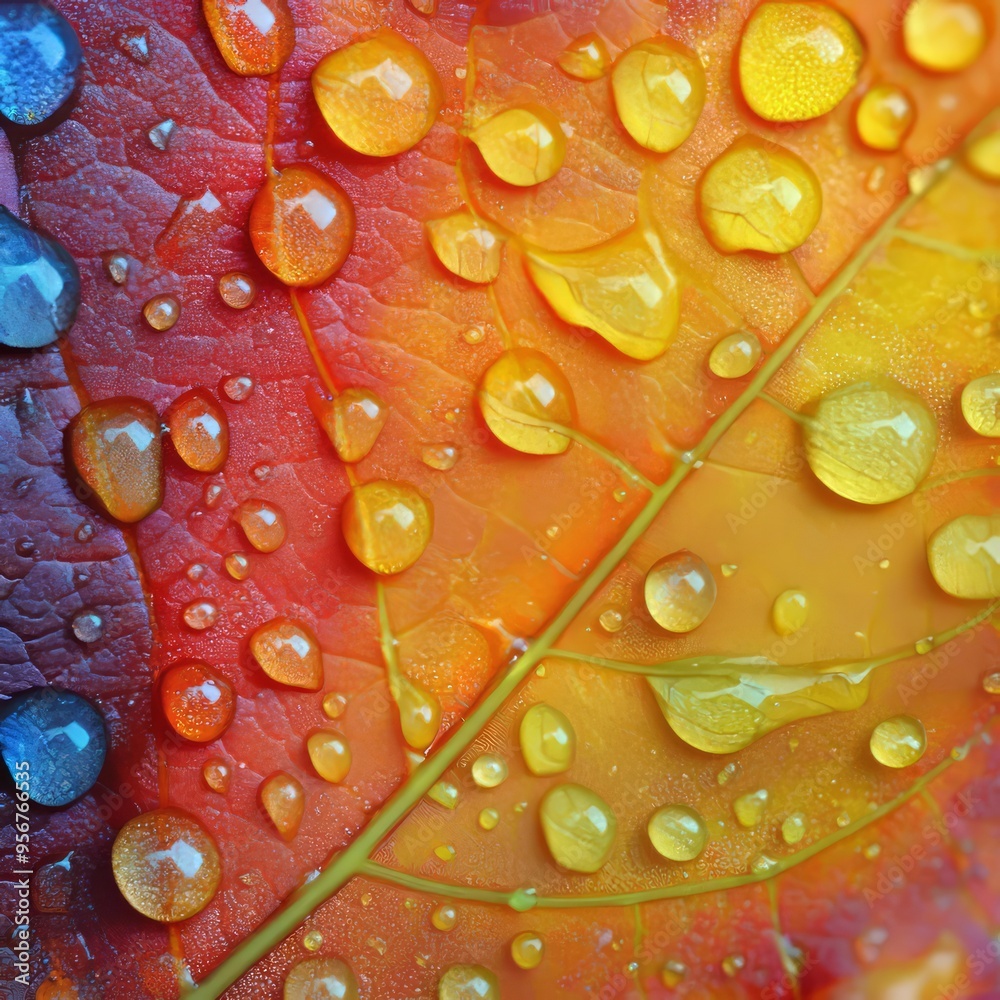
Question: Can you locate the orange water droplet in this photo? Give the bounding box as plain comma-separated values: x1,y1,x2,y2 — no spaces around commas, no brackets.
202,0,294,76
558,33,610,80
161,662,235,742
202,757,232,793
217,271,257,309
143,293,180,331
308,386,388,463
224,551,252,580
182,600,219,631
221,374,254,402
855,84,916,151
250,617,323,690
471,105,566,187
307,729,352,783
68,398,163,523
233,498,287,552
323,691,348,719
249,165,355,288
112,808,221,921
259,771,305,840
341,480,433,574
645,549,717,632
166,388,229,473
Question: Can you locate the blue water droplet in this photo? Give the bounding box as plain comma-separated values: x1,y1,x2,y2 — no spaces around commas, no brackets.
0,3,83,131
0,688,107,806
0,207,80,348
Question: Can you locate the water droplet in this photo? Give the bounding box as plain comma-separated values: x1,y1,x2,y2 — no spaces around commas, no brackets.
478,806,500,831
186,562,206,582
915,635,934,655
558,33,610,80
463,325,485,345
427,211,504,283
781,811,807,845
526,226,679,359
599,608,624,633
982,671,1000,694
233,498,287,552
0,688,106,806
751,853,779,874
471,105,565,186
309,386,387,464
202,757,231,793
260,771,305,840
721,563,739,577
613,487,627,502
717,761,743,785
33,853,74,914
722,954,746,978
118,26,151,64
75,522,95,543
182,600,218,631
148,118,175,150
143,293,180,331
283,958,358,1000
904,0,986,72
856,84,915,151
836,810,852,828
421,443,459,471
203,481,223,508
967,129,1000,183
160,661,234,742
520,702,575,776
928,515,1000,598
341,480,433,574
428,780,459,809
203,0,294,76
250,165,354,287
302,929,324,952
803,379,937,504
539,783,617,872
733,789,769,827
700,136,822,254
250,618,323,690
166,388,229,473
661,960,687,988
428,902,458,931
218,271,256,309
394,676,441,750
511,931,544,970
219,374,254,404
470,752,508,788
863,842,882,860
70,609,103,643
709,331,762,379
960,374,1000,437
771,589,809,636
104,251,129,284
870,715,927,768
313,30,442,157
478,349,575,455
611,36,705,152
434,844,456,862
112,808,221,921
307,729,351,783
14,535,35,557
647,804,708,861
322,691,348,719
407,0,438,13
68,397,163,522
224,551,251,580
438,965,499,1000
739,2,863,121
644,549,716,633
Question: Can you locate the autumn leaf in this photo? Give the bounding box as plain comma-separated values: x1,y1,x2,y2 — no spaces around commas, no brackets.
3,0,1000,998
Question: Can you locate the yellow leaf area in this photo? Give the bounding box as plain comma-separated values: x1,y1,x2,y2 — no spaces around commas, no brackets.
194,0,1000,997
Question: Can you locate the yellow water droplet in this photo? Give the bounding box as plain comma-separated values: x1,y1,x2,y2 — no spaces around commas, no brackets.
722,954,746,978
434,844,456,862
471,105,565,187
284,957,359,1000
751,853,779,874
224,551,251,580
427,780,459,809
526,226,679,360
611,36,705,152
478,807,500,831
302,930,324,952
112,809,221,922
539,783,616,873
322,691,348,719
599,608,624,633
863,842,882,860
307,729,351,783
927,514,1000,599
721,563,739,577
803,379,938,504
983,671,1000,694
903,0,986,72
312,30,443,157
856,84,915,151
733,789,769,827
233,498,287,552
967,130,1000,182
781,811,807,845
471,753,508,788
478,349,575,455
218,271,257,309
463,325,485,345
421,443,459,471
202,757,231,794
699,136,822,254
960,374,1000,437
427,212,504,283
870,715,927,768
309,387,388,465
511,931,544,970
738,1,864,121
341,480,433,574
644,549,717,633
836,810,852,828
393,676,441,751
431,903,457,931
250,617,323,690
260,771,305,840
143,293,180,331
717,761,743,785
709,331,762,379
558,33,610,80
661,960,687,987
167,388,229,473
438,965,499,1000
647,804,708,861
771,589,809,636
915,636,934,655
519,703,576,776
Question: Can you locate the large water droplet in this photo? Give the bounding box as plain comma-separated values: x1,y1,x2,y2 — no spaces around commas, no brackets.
250,617,324,690
856,84,915,152
341,480,433,574
539,783,617,873
511,931,544,970
471,105,566,187
259,771,305,840
233,498,287,552
927,514,1000,598
519,702,575,776
903,0,986,72
438,965,499,1000
202,0,294,76
167,388,229,472
160,662,235,742
645,550,717,633
309,386,387,463
558,33,609,80
647,804,708,861
307,729,351,783
427,212,504,284
960,374,1000,437
870,715,926,768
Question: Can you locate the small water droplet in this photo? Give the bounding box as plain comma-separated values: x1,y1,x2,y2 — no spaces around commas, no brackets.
118,26,151,64
302,929,324,952
233,498,287,552
224,552,251,580
71,609,103,643
203,757,231,793
645,550,716,633
218,272,257,310
540,783,616,872
421,443,458,471
221,374,254,403
103,252,130,284
259,771,305,840
511,931,544,970
870,715,926,768
647,804,708,861
470,752,508,788
143,293,180,331
182,600,218,631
